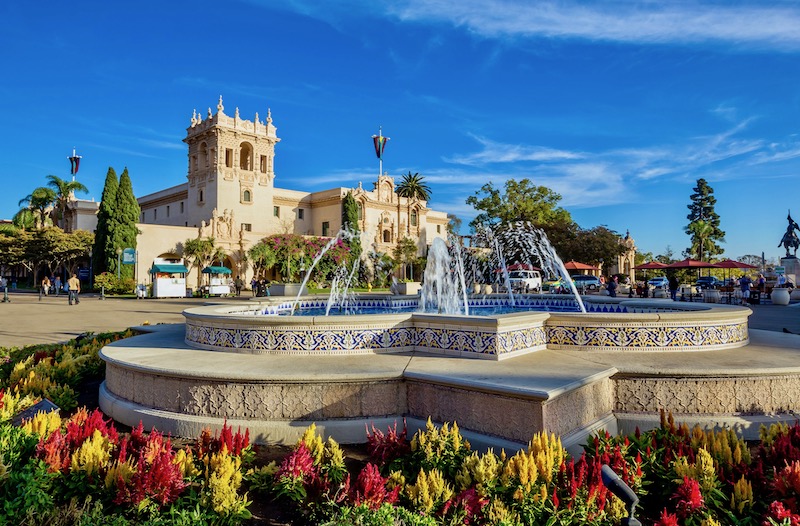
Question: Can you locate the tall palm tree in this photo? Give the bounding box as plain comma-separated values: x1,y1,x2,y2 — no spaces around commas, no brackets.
47,175,89,228
17,187,56,229
395,172,431,235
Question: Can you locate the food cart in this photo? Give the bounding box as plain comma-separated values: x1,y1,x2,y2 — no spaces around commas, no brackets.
149,259,189,298
202,266,232,296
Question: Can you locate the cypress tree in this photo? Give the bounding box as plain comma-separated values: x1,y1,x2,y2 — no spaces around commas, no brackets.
684,178,725,261
93,167,118,276
342,191,362,261
110,168,141,280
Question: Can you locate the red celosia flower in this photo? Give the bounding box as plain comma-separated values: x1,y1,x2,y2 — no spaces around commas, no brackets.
350,463,399,510
196,422,250,457
115,448,186,506
763,500,800,526
655,508,679,526
441,488,488,524
64,408,119,449
277,443,317,481
366,420,411,466
36,428,71,473
674,476,705,518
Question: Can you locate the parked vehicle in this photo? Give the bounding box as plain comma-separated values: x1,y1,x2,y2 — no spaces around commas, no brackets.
648,276,669,289
542,278,566,292
695,276,722,289
570,274,602,290
507,269,542,292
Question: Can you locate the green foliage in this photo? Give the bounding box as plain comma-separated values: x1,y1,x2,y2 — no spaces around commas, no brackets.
466,178,572,231
17,186,57,230
94,167,118,276
110,168,141,281
183,237,217,287
47,175,89,225
393,237,419,280
323,503,439,525
247,241,277,279
342,191,362,261
396,172,432,202
93,272,136,294
685,178,725,261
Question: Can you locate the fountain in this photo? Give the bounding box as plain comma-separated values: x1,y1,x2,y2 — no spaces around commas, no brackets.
100,222,791,456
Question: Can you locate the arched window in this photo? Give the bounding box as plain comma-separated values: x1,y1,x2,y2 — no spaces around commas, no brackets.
357,202,363,220
239,143,253,170
410,210,417,227
383,230,391,243
243,190,252,203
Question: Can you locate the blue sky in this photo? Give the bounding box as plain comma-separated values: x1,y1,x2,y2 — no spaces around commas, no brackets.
2,1,799,262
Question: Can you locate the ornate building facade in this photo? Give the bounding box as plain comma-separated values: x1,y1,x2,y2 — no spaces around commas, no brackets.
133,98,449,284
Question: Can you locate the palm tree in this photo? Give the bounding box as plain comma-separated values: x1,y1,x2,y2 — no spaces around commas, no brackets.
47,175,89,228
395,172,431,235
17,187,57,229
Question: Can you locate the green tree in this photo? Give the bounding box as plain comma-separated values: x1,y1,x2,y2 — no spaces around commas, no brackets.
17,187,57,230
248,241,277,279
183,237,217,288
466,178,571,230
46,174,88,227
447,213,462,236
341,191,362,261
109,168,141,280
396,172,431,236
684,178,725,261
93,168,118,276
393,237,418,281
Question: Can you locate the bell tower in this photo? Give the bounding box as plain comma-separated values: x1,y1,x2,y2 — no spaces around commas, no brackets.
183,96,280,230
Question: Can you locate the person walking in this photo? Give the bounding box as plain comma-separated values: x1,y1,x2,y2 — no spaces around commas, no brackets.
739,274,752,306
607,275,618,297
668,275,679,301
40,276,51,299
234,275,244,297
251,277,257,297
54,275,62,296
67,273,81,305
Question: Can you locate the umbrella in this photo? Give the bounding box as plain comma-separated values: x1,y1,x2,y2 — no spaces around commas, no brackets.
633,261,668,270
665,258,719,269
202,266,232,274
714,259,758,289
563,260,599,272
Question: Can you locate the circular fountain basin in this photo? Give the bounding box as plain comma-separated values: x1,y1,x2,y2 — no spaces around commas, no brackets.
183,296,750,358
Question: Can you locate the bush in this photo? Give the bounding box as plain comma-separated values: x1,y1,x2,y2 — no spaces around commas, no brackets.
92,273,136,295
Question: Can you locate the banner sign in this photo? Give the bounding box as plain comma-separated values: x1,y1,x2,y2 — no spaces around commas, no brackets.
122,248,136,265
775,266,785,275
68,148,81,175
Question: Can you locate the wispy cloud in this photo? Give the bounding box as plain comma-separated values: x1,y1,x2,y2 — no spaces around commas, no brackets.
445,134,584,165
261,1,800,51
387,1,800,51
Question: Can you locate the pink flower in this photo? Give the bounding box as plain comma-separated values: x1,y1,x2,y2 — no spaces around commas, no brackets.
673,476,705,518
655,508,679,526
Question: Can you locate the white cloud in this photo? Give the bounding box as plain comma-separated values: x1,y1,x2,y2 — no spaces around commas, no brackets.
445,134,583,165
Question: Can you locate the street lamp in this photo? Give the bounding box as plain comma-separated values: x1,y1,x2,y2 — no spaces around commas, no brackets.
116,247,123,279
88,248,93,290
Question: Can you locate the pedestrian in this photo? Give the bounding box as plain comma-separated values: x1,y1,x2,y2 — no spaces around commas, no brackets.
234,275,243,297
668,275,679,301
41,276,51,297
757,274,766,293
68,273,81,305
251,277,257,297
739,274,752,306
607,275,618,297
54,275,62,296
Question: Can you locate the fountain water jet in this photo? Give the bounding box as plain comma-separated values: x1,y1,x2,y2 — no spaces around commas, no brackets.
419,237,470,315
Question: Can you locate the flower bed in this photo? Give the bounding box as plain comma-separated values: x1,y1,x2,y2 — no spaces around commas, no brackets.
4,334,800,524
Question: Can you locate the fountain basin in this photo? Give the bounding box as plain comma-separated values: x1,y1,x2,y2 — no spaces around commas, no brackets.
184,297,750,359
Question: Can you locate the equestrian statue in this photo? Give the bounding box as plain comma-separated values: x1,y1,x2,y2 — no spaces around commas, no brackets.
779,211,800,257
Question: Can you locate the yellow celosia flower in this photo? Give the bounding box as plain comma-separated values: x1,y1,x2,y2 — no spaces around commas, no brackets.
387,470,405,490
324,437,345,471
298,423,325,465
456,449,501,492
406,468,453,514
0,460,8,482
203,450,248,515
673,448,718,493
701,517,722,526
21,410,61,438
105,457,137,489
730,476,753,514
0,392,39,423
71,429,113,475
760,423,790,448
173,448,201,479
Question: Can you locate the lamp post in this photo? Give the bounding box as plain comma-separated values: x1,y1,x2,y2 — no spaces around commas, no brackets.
116,247,123,279
88,248,93,291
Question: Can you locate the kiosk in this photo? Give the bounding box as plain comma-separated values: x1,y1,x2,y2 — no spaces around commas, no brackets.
149,259,189,298
202,266,232,296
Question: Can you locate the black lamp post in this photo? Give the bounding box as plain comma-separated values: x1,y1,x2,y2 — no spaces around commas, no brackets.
88,248,93,290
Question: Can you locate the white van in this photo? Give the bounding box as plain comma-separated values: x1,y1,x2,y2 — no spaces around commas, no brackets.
507,269,542,293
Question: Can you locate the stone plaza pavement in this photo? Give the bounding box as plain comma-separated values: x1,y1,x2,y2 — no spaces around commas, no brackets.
1,290,799,348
